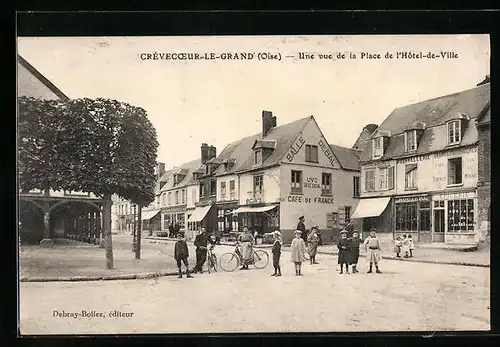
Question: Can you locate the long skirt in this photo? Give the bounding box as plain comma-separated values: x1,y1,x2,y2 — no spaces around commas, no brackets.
367,248,381,263
308,242,318,257
338,249,349,264
241,242,252,261
348,249,360,265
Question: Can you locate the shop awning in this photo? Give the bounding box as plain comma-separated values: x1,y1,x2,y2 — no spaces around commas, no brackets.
232,204,278,214
141,210,160,220
351,197,391,219
187,205,212,223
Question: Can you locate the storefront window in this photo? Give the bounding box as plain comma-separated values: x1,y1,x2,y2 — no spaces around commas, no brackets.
177,213,185,228
217,209,225,231
395,202,418,231
419,201,431,231
448,199,474,232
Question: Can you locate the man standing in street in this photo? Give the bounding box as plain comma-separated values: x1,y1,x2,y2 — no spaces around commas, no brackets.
297,216,307,242
193,228,214,273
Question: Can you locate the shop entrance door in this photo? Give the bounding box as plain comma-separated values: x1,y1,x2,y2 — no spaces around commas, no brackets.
433,209,445,242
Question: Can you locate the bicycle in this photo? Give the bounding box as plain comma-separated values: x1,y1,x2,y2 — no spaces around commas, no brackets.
219,243,269,272
206,245,218,273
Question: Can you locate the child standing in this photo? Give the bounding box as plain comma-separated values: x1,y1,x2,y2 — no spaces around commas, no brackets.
271,230,282,277
291,230,307,276
408,235,415,257
174,233,193,278
337,230,350,274
348,231,363,273
393,236,403,258
402,234,410,258
363,228,382,274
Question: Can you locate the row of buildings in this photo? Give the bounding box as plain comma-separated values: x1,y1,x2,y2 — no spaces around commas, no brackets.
113,76,490,245
17,53,490,246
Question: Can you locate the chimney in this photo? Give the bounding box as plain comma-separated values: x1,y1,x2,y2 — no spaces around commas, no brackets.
208,145,217,161
201,143,210,164
155,162,165,180
262,110,276,137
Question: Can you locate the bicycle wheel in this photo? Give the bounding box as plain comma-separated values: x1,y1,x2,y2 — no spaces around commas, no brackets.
210,255,218,272
219,252,240,272
252,250,269,269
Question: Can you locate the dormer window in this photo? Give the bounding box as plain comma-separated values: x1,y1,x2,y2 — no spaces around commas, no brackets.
372,137,384,158
448,120,461,145
405,130,417,151
254,150,263,165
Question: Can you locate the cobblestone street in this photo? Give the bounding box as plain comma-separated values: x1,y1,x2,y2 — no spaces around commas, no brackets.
20,251,490,334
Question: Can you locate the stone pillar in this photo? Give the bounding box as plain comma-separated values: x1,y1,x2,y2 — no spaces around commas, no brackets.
40,211,53,248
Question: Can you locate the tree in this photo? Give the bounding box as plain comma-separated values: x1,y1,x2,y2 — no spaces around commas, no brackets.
18,97,158,269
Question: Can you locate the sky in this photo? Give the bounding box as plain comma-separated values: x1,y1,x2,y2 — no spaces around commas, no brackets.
17,35,490,169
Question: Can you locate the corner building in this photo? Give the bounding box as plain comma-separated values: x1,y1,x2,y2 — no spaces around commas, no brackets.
353,81,490,245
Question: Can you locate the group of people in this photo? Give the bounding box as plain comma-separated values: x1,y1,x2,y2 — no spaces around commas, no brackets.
393,234,415,258
173,227,215,278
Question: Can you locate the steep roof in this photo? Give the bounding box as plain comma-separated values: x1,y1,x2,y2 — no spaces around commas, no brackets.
477,100,491,126
360,83,490,162
18,55,70,100
213,116,310,176
329,144,361,171
373,83,490,138
159,158,202,192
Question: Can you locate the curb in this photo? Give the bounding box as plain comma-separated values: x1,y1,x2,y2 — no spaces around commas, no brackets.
20,270,189,283
313,250,489,268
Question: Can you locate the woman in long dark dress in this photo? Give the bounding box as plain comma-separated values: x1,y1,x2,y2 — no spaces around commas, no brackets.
337,230,350,274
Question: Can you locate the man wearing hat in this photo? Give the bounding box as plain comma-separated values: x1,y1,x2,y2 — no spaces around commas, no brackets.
271,230,282,277
297,216,307,242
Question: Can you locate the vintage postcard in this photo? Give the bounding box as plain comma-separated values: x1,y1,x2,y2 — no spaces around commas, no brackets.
17,34,490,334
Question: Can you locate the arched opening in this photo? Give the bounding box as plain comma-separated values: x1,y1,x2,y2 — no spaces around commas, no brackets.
19,200,44,245
50,201,102,244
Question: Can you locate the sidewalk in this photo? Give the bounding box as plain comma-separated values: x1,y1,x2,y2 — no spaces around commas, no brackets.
20,235,489,282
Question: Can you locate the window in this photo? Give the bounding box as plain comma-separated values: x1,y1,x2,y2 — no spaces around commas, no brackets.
379,167,389,190
192,189,197,204
395,203,418,231
163,214,171,229
364,169,375,192
175,191,180,205
434,200,445,208
229,180,236,200
405,130,417,151
305,145,319,163
218,209,225,231
221,182,227,199
161,193,166,206
372,137,383,158
344,206,351,224
448,157,463,185
254,150,262,165
253,175,263,196
353,176,360,197
291,170,302,193
199,182,205,197
388,166,395,189
448,199,474,232
322,173,332,195
177,213,185,228
167,192,172,205
419,201,431,231
182,189,187,204
210,180,217,196
405,164,418,189
448,120,461,145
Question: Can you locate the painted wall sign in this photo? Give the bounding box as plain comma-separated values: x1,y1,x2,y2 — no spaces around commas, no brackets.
304,176,321,188
397,154,431,164
318,139,336,167
286,134,306,162
434,191,477,200
433,146,477,158
285,195,335,204
395,195,430,203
